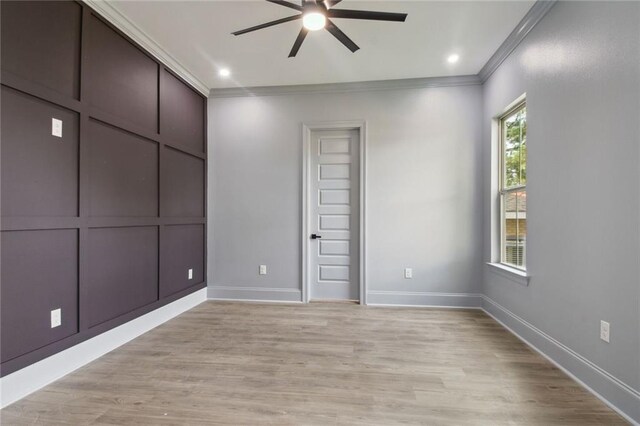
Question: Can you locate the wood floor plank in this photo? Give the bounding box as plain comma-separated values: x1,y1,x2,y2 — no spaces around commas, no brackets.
1,302,628,425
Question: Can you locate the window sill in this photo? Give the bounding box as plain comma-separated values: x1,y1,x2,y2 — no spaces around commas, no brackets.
486,262,530,286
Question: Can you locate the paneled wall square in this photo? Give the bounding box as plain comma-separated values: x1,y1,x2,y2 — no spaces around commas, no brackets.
0,1,81,99
162,148,204,217
161,224,205,298
87,226,159,328
1,229,79,363
160,69,205,152
1,87,79,217
87,15,158,132
88,120,158,217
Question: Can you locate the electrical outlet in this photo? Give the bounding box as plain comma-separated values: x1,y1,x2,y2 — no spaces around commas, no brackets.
600,320,610,343
404,268,413,279
259,265,267,275
188,268,193,280
51,308,61,328
51,118,63,138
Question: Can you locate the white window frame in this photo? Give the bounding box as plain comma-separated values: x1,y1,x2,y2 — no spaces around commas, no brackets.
499,100,527,272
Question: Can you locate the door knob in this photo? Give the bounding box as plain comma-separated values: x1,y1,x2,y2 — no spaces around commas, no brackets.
311,234,322,239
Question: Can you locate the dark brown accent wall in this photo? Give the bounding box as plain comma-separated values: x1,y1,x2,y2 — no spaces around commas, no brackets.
0,1,207,376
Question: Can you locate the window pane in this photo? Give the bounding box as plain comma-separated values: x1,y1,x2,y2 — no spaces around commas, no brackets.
502,106,526,188
502,190,526,268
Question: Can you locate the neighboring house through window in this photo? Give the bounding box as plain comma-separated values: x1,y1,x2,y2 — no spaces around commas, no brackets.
500,101,527,269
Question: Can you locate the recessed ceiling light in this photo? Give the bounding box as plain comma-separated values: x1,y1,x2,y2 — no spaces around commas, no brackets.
447,54,460,64
219,68,231,77
303,12,327,31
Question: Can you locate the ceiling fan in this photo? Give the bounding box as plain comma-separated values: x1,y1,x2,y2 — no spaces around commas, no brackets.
231,0,408,57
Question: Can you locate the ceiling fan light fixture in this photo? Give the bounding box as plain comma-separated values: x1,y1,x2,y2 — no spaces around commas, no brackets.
303,12,326,31
231,0,408,57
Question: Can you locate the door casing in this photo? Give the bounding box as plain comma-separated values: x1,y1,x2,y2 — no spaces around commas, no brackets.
302,120,367,304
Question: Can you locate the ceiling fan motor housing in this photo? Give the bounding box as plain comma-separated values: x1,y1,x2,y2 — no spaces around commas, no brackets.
231,0,408,57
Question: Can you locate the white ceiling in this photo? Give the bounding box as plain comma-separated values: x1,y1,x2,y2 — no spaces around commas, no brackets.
111,0,535,90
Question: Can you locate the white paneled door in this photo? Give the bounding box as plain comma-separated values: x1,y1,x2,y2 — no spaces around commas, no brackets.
309,129,360,301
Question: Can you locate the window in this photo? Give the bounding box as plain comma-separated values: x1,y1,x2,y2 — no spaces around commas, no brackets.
499,101,527,270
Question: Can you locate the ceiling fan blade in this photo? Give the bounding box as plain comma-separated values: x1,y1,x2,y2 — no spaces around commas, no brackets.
327,9,407,22
232,14,301,36
265,0,302,11
323,0,342,9
288,28,309,57
325,19,359,53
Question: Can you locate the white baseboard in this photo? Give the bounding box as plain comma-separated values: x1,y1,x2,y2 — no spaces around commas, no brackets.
208,285,302,303
367,290,483,308
0,288,207,409
482,296,640,425
207,288,482,308
3,287,637,424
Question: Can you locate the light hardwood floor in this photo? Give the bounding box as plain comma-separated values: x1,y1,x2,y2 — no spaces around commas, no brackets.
1,302,627,425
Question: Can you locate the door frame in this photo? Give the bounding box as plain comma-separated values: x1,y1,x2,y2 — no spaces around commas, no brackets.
302,120,367,305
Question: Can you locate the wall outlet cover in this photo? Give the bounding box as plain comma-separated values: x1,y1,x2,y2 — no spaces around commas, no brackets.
600,320,610,343
51,118,63,138
259,265,267,275
188,268,193,280
51,308,61,328
404,268,413,279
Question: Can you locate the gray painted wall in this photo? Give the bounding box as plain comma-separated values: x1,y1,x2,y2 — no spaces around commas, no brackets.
208,84,483,302
482,0,639,399
207,1,639,419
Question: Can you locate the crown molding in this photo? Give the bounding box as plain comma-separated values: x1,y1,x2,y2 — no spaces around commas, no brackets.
209,75,481,98
478,0,557,83
209,0,555,99
82,0,209,96
83,0,554,99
